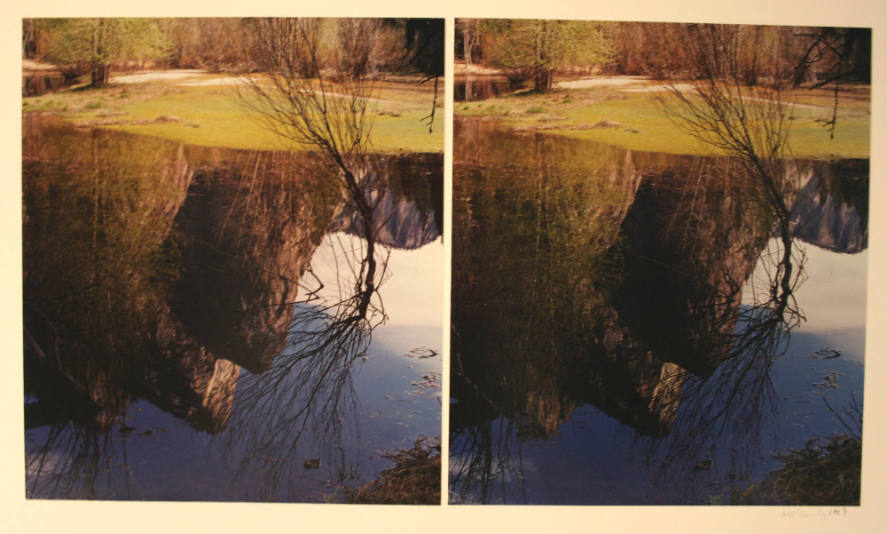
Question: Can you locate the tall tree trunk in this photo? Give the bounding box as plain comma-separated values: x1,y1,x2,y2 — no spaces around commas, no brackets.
91,19,108,87
744,26,761,86
23,20,37,59
534,69,552,92
462,25,473,66
91,63,108,87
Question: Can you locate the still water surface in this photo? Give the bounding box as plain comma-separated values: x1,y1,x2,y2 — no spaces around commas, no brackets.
454,76,524,102
449,118,867,504
23,116,442,502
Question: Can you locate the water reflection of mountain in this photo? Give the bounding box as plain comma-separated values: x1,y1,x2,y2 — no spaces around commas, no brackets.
451,119,868,444
24,118,233,434
788,159,868,253
168,153,336,375
22,115,442,483
327,154,443,249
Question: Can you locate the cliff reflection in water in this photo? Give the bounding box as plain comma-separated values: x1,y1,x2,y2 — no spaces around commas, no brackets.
449,119,867,504
23,116,442,501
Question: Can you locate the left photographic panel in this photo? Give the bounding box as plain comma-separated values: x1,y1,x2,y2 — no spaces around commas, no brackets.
22,17,444,504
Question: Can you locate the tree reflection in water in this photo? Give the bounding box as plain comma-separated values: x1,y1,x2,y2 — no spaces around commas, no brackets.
629,158,810,499
221,161,396,498
449,120,863,504
23,117,440,501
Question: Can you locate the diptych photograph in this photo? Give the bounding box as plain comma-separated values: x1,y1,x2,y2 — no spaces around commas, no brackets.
13,7,883,526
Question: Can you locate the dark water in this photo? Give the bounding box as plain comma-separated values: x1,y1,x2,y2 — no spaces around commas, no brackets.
449,118,867,504
455,76,526,102
23,71,76,97
22,115,443,502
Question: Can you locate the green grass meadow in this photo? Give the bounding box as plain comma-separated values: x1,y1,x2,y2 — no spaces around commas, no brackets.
455,84,870,159
23,76,444,154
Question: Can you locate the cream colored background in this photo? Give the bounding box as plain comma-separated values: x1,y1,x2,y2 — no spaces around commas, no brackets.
3,1,885,532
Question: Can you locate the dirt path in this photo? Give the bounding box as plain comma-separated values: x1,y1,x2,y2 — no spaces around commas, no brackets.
625,81,831,111
109,70,394,104
109,69,209,84
177,76,249,87
555,76,650,90
557,76,833,112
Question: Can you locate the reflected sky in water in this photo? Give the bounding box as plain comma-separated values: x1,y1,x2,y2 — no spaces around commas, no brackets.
449,118,867,505
313,232,444,334
23,116,442,502
770,243,867,362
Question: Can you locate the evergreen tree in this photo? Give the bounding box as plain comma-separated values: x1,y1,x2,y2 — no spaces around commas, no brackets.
43,18,170,87
483,19,612,91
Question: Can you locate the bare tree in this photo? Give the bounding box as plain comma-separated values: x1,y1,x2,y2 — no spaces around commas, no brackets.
649,25,822,501
241,18,377,204
335,18,379,80
218,172,396,499
661,25,801,281
663,26,793,158
660,24,809,404
457,19,480,67
791,27,871,139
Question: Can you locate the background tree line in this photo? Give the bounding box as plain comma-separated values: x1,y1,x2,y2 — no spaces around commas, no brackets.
456,20,870,91
23,18,443,87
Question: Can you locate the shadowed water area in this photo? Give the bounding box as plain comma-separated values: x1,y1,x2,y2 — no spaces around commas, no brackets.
23,115,443,502
449,118,867,505
23,70,77,97
455,76,525,102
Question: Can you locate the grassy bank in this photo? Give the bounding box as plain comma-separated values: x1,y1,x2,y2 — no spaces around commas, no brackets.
455,83,870,159
735,434,861,505
23,73,444,153
346,437,441,505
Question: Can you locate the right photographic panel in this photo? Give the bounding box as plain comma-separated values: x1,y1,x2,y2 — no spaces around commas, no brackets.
449,20,870,505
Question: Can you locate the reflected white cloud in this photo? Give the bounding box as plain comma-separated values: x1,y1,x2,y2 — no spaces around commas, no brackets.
309,232,443,330
742,237,868,362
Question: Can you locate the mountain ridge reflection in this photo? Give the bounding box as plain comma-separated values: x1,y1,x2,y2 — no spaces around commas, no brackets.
449,118,867,504
23,116,442,500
